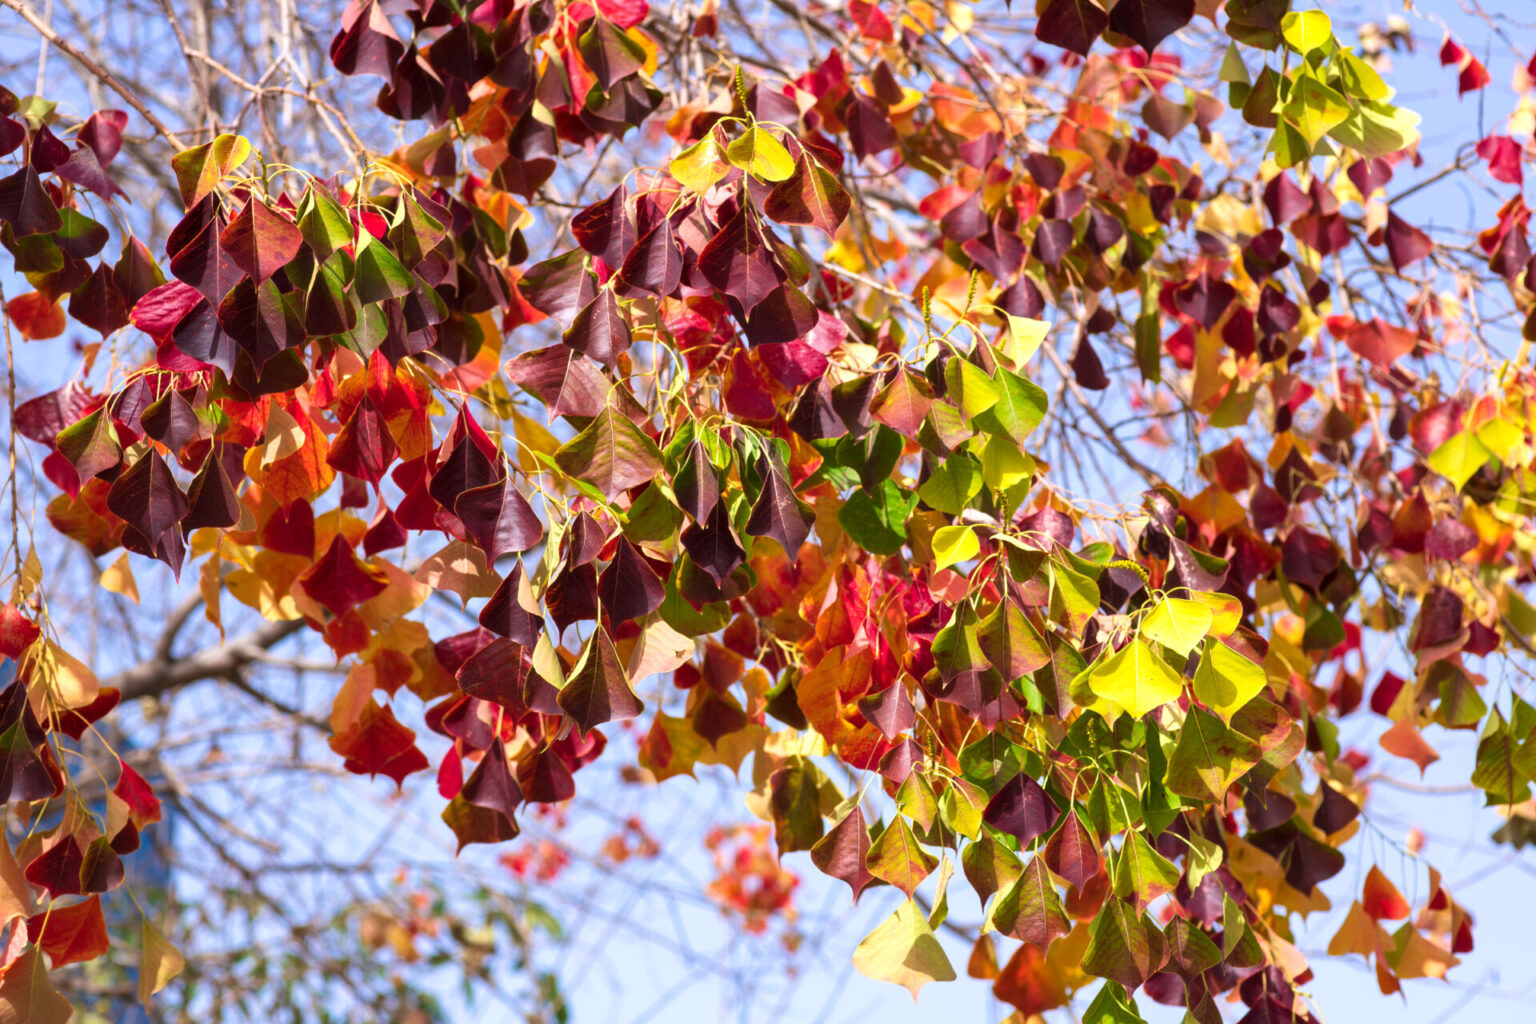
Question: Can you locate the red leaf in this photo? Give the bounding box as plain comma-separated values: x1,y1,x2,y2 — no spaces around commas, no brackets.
1362,865,1410,921
26,895,109,966
0,605,40,658
113,760,162,829
1459,56,1491,95
299,537,388,618
329,700,429,787
1475,134,1523,186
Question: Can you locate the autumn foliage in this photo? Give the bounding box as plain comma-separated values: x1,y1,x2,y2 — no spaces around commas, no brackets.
0,0,1534,1020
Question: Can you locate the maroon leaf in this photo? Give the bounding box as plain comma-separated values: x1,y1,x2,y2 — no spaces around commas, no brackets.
455,478,543,560
68,264,129,337
698,202,785,315
616,217,683,297
1112,0,1191,54
106,450,187,544
983,772,1060,845
479,561,544,646
673,440,719,524
0,166,62,236
220,200,302,283
745,457,813,559
572,184,634,269
460,741,522,834
1035,0,1110,56
217,278,306,371
557,626,645,733
681,500,745,585
505,344,609,420
809,806,879,902
764,154,850,235
518,249,595,328
563,288,631,367
1043,810,1100,887
1032,218,1074,267
168,208,242,304
597,536,666,623
139,388,203,455
329,0,404,77
183,447,242,530
1384,211,1433,271
844,93,896,161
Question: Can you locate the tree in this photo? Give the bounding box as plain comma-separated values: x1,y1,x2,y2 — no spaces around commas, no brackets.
0,0,1532,1019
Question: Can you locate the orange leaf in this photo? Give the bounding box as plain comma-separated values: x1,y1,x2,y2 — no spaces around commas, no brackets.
1379,718,1440,775
6,292,64,340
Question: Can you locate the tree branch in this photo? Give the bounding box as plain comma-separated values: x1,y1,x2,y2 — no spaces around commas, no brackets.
104,617,307,702
0,0,188,149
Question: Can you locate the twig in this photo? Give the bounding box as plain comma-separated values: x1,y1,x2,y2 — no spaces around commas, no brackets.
0,0,188,150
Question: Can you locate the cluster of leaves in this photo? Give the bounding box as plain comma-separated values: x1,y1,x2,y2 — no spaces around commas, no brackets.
2,0,1536,1020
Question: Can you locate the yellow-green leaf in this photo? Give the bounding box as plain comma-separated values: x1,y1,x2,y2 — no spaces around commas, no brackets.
932,524,980,571
1087,638,1183,719
1192,640,1267,723
726,125,795,182
1280,10,1331,53
1139,598,1213,658
852,898,957,999
670,130,732,192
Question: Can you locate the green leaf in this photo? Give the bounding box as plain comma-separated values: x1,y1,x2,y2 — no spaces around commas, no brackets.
353,233,413,305
1081,899,1167,992
867,816,937,896
726,125,795,182
1185,833,1224,889
992,855,1069,948
1082,982,1147,1024
1191,640,1267,723
918,454,983,515
553,407,665,499
838,479,916,555
1280,9,1331,53
1164,706,1261,802
943,357,1002,421
1139,597,1212,657
1087,639,1183,719
170,133,251,208
852,898,957,998
1327,99,1421,158
1284,73,1349,146
998,313,1049,366
974,364,1048,446
932,524,979,571
1336,50,1389,101
1112,829,1180,913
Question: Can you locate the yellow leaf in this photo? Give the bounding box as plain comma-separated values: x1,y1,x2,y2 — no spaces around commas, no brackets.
260,402,305,466
726,125,795,182
99,553,140,604
138,920,186,1004
413,541,498,604
670,129,731,192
